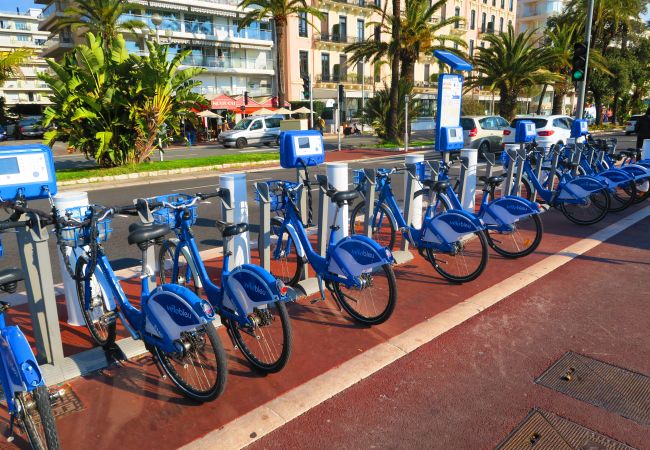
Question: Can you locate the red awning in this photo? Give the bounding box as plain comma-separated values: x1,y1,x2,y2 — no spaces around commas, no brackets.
210,94,239,109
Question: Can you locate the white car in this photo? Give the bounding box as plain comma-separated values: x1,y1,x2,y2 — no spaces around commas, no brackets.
460,115,510,154
625,114,643,135
218,115,283,149
502,115,573,149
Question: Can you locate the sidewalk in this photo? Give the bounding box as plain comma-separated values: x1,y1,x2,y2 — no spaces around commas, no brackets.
2,203,648,449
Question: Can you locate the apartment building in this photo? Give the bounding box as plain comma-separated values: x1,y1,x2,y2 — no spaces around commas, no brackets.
0,8,51,114
37,0,276,99
517,0,564,35
285,0,517,118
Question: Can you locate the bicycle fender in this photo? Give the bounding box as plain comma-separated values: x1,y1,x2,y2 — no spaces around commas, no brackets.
144,285,213,341
619,164,650,182
223,265,283,315
481,196,540,226
422,210,484,245
557,176,608,200
593,169,633,188
0,327,43,391
328,235,394,277
284,222,306,258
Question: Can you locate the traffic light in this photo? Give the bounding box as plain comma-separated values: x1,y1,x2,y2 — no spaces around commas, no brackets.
572,43,588,82
338,83,345,102
244,91,249,105
301,75,310,100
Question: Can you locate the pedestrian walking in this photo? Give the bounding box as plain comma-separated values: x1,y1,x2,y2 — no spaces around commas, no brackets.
635,107,650,149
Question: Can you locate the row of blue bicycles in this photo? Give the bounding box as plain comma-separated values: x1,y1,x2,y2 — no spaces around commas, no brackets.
0,126,649,449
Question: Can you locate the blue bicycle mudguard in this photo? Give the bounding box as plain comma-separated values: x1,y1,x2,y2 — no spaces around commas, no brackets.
223,264,287,315
619,163,650,182
592,168,634,188
328,235,394,277
143,284,214,342
422,209,485,246
0,327,44,392
481,196,540,227
557,176,608,200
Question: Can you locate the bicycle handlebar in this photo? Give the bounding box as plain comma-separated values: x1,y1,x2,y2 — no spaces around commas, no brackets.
0,220,30,232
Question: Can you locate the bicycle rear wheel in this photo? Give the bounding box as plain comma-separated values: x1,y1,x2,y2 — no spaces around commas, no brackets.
330,263,397,325
226,301,292,373
486,214,543,258
74,257,116,347
560,189,610,225
425,231,489,283
608,180,636,212
153,323,227,402
158,240,200,295
270,217,304,286
349,201,396,250
18,386,60,450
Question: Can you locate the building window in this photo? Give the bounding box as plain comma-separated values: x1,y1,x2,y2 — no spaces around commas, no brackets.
469,39,474,57
16,35,30,42
481,12,486,32
424,63,430,82
490,15,495,31
470,10,476,29
299,50,309,78
454,7,460,28
440,5,446,20
298,12,308,37
28,93,34,102
338,15,347,40
374,25,380,41
499,17,504,32
492,0,496,5
357,19,364,41
501,0,505,7
321,53,330,81
509,0,513,11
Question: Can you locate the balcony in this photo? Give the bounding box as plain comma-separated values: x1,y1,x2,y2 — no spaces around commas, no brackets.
181,56,274,72
322,0,380,12
315,33,359,46
451,23,468,34
478,23,495,35
194,86,273,97
316,73,374,85
40,34,74,57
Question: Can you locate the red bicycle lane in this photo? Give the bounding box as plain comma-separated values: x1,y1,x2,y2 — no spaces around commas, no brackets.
246,216,650,450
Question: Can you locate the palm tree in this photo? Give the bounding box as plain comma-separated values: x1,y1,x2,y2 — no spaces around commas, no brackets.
238,0,322,108
468,25,560,120
52,0,147,48
0,49,32,86
544,23,578,115
345,0,464,140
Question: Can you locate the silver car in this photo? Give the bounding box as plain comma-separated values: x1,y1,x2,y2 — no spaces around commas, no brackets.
218,115,283,149
460,115,510,154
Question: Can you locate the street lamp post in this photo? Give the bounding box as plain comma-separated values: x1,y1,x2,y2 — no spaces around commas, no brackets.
404,95,409,152
151,13,164,160
576,0,594,119
361,59,366,126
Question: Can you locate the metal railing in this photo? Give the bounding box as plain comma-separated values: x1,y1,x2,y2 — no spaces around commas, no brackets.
316,73,374,84
182,56,274,71
315,33,359,44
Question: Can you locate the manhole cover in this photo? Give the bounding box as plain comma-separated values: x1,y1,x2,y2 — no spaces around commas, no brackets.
495,408,636,450
50,384,83,419
536,352,650,426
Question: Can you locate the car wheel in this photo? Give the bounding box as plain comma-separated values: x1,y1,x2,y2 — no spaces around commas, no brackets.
478,141,490,155
625,131,632,136
235,137,247,149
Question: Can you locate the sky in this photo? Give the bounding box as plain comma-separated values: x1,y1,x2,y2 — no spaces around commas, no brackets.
9,0,39,13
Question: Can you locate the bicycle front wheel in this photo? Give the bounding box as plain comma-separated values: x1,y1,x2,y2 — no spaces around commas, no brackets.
560,189,610,225
158,240,200,295
226,301,293,373
330,263,397,325
486,214,543,258
153,323,227,402
18,386,60,450
425,231,489,283
74,256,116,347
270,217,303,286
349,201,396,250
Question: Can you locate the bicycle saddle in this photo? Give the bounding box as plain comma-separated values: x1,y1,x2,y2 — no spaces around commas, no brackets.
422,180,450,193
478,176,504,186
216,220,248,238
327,189,359,206
127,223,170,246
0,268,23,292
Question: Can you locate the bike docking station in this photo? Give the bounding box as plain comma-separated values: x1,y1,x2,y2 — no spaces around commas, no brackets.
0,145,65,371
502,121,536,199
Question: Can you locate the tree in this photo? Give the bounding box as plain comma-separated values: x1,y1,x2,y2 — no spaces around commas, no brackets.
468,25,560,120
52,0,147,48
238,0,322,109
40,33,206,166
0,49,32,86
363,81,422,139
544,23,578,115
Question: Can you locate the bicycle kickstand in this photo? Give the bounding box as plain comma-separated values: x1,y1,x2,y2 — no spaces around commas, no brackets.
6,413,15,443
310,274,327,305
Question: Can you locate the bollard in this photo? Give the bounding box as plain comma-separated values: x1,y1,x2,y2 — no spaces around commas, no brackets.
326,163,348,243
219,173,249,269
460,148,478,211
316,174,329,257
643,139,650,160
255,182,271,272
296,166,309,225
404,154,424,228
362,169,376,238
512,147,526,197
53,191,89,326
502,147,518,197
135,196,158,289
400,163,418,252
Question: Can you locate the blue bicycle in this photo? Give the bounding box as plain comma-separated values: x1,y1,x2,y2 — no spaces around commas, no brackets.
263,180,397,325
56,203,227,402
0,214,60,450
349,168,488,283
152,192,293,373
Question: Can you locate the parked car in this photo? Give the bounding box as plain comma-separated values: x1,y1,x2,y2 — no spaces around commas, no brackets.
502,115,573,149
625,114,643,135
218,115,283,149
0,125,7,141
17,116,45,139
460,115,510,154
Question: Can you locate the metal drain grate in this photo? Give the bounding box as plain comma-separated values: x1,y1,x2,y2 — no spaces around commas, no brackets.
536,352,650,426
495,408,636,450
50,384,83,419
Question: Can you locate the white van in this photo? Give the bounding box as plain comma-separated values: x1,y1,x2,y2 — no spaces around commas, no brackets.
218,115,283,148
